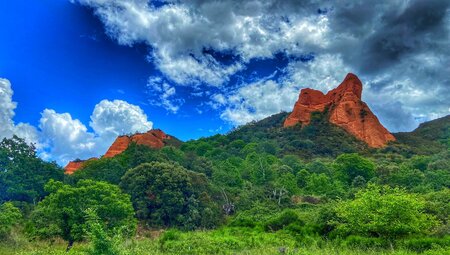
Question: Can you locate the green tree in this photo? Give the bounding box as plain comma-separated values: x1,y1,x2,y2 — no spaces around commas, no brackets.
244,153,277,185
334,153,375,184
387,165,425,190
281,155,304,173
121,162,216,228
212,160,243,188
84,209,123,255
423,189,450,233
335,184,437,244
31,180,136,250
72,157,127,185
0,202,21,240
304,173,344,198
0,136,64,204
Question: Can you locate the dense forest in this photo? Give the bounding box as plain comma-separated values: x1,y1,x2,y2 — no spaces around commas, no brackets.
1,113,449,255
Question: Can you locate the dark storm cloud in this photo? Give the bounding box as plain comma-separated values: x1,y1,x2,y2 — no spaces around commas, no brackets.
361,0,450,73
371,101,418,132
72,0,450,131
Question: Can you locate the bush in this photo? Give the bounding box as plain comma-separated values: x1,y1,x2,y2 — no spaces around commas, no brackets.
341,235,387,249
334,184,438,242
30,180,136,250
264,210,304,232
0,202,21,240
120,162,219,229
400,236,450,252
85,209,123,255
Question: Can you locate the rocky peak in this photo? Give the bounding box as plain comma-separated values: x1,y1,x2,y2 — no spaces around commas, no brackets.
103,129,172,158
64,158,97,175
64,129,173,174
284,73,395,148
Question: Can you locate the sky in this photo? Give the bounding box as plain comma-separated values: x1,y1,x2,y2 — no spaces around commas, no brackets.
0,0,449,166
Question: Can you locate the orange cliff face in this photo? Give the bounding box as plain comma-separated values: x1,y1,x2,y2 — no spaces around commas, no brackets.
64,158,98,175
103,129,171,158
64,129,173,174
284,73,395,148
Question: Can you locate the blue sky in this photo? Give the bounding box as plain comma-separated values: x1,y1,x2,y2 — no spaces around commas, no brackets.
1,0,449,165
0,1,232,140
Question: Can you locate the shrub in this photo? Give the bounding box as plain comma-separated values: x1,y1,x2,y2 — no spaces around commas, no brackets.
400,236,450,252
85,209,123,255
264,210,304,232
30,180,136,250
341,235,387,249
334,184,438,243
0,202,21,240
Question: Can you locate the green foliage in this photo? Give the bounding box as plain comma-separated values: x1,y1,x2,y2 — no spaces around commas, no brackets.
424,189,450,235
244,153,277,185
392,115,449,155
0,202,21,240
264,210,304,232
2,109,449,254
120,162,219,229
0,136,64,204
84,209,123,255
72,157,127,185
334,184,437,241
30,180,136,246
304,173,345,198
399,236,450,252
341,235,387,249
334,153,375,184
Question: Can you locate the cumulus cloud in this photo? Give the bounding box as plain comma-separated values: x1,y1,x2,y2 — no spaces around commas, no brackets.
39,109,98,162
219,54,351,125
71,0,450,131
71,0,329,86
41,99,154,164
0,78,155,165
0,78,40,146
90,99,153,136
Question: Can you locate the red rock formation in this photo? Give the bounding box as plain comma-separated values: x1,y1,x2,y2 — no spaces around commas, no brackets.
103,129,172,158
64,129,173,174
64,158,98,175
284,73,395,148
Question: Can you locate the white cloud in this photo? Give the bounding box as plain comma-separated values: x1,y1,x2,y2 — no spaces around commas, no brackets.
146,76,184,113
39,99,154,164
219,54,351,125
1,78,155,165
72,0,450,131
39,109,98,162
0,78,40,146
90,99,153,136
71,0,329,86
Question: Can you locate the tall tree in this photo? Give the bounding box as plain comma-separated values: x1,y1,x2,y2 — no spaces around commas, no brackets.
31,180,136,250
0,136,63,204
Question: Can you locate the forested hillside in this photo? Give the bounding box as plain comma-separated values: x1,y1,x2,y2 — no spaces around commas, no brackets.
0,114,449,255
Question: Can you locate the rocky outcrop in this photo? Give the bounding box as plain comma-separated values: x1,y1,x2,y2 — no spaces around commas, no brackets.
284,73,395,148
104,129,171,158
64,129,173,174
64,158,97,175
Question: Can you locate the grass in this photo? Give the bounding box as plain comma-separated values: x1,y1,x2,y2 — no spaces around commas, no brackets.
1,228,448,255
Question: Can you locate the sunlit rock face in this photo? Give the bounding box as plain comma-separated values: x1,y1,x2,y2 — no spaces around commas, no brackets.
64,129,172,174
284,73,395,148
64,158,97,175
104,129,171,158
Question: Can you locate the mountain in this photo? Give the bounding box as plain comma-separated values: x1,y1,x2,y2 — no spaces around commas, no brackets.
63,74,447,174
64,129,181,174
64,158,98,175
284,73,395,148
104,129,174,158
392,115,450,155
